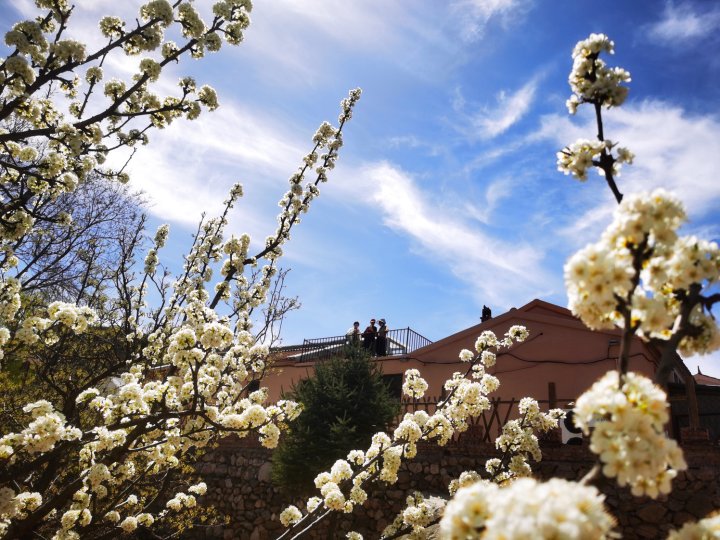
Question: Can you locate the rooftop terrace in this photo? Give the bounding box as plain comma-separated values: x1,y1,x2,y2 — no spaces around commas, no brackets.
271,327,432,363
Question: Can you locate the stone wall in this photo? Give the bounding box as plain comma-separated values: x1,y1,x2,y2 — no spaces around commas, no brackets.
189,436,720,539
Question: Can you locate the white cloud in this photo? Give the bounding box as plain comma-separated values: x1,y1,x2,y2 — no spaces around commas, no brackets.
452,86,466,112
386,135,447,158
117,99,307,232
257,1,417,52
647,2,720,43
473,79,538,138
451,0,532,41
460,138,528,176
346,162,551,306
464,177,514,225
227,0,458,86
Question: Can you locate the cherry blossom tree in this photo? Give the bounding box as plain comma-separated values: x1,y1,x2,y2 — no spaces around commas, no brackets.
0,1,361,538
559,34,719,385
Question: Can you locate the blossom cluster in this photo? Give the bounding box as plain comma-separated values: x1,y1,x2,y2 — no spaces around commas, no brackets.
557,139,634,182
553,31,720,538
0,278,21,357
378,330,565,540
488,397,565,483
4,300,97,349
574,371,687,498
0,400,81,457
270,89,361,263
667,513,720,539
564,189,719,354
0,311,302,536
0,488,43,532
567,32,631,112
402,369,428,399
381,492,445,540
0,177,337,537
440,478,615,539
373,398,556,539
556,31,637,203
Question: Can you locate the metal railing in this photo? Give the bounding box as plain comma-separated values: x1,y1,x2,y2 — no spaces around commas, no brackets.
277,327,432,362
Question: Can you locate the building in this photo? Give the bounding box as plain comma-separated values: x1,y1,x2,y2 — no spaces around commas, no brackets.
266,298,713,441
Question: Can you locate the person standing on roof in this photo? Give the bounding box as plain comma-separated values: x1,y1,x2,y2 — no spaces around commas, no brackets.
362,318,377,354
346,321,361,346
376,319,388,356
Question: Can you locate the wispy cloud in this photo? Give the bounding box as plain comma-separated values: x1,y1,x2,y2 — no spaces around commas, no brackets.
348,162,550,306
461,138,527,175
452,76,541,141
225,0,459,86
473,78,539,138
646,2,720,43
464,177,514,225
452,86,466,112
451,0,533,41
386,135,447,158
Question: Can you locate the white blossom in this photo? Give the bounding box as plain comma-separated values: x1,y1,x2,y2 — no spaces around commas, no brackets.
402,369,428,399
667,513,720,539
279,505,302,527
568,33,630,110
574,371,687,498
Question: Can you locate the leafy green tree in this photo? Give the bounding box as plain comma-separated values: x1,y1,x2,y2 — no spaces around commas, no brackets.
272,346,400,494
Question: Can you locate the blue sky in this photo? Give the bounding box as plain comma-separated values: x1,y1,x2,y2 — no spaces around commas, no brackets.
4,1,720,375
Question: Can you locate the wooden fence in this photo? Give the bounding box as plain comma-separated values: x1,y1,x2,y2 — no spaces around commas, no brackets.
395,395,575,444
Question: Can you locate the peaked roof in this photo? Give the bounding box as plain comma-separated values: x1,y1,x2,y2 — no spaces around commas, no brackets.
695,366,720,386
410,298,607,357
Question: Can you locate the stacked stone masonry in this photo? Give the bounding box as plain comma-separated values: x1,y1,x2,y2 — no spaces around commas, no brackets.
188,436,720,539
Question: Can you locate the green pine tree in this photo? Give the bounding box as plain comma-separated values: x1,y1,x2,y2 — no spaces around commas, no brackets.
271,346,400,494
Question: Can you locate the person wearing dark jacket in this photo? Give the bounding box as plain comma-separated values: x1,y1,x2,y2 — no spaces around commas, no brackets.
376,319,388,356
362,319,377,354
